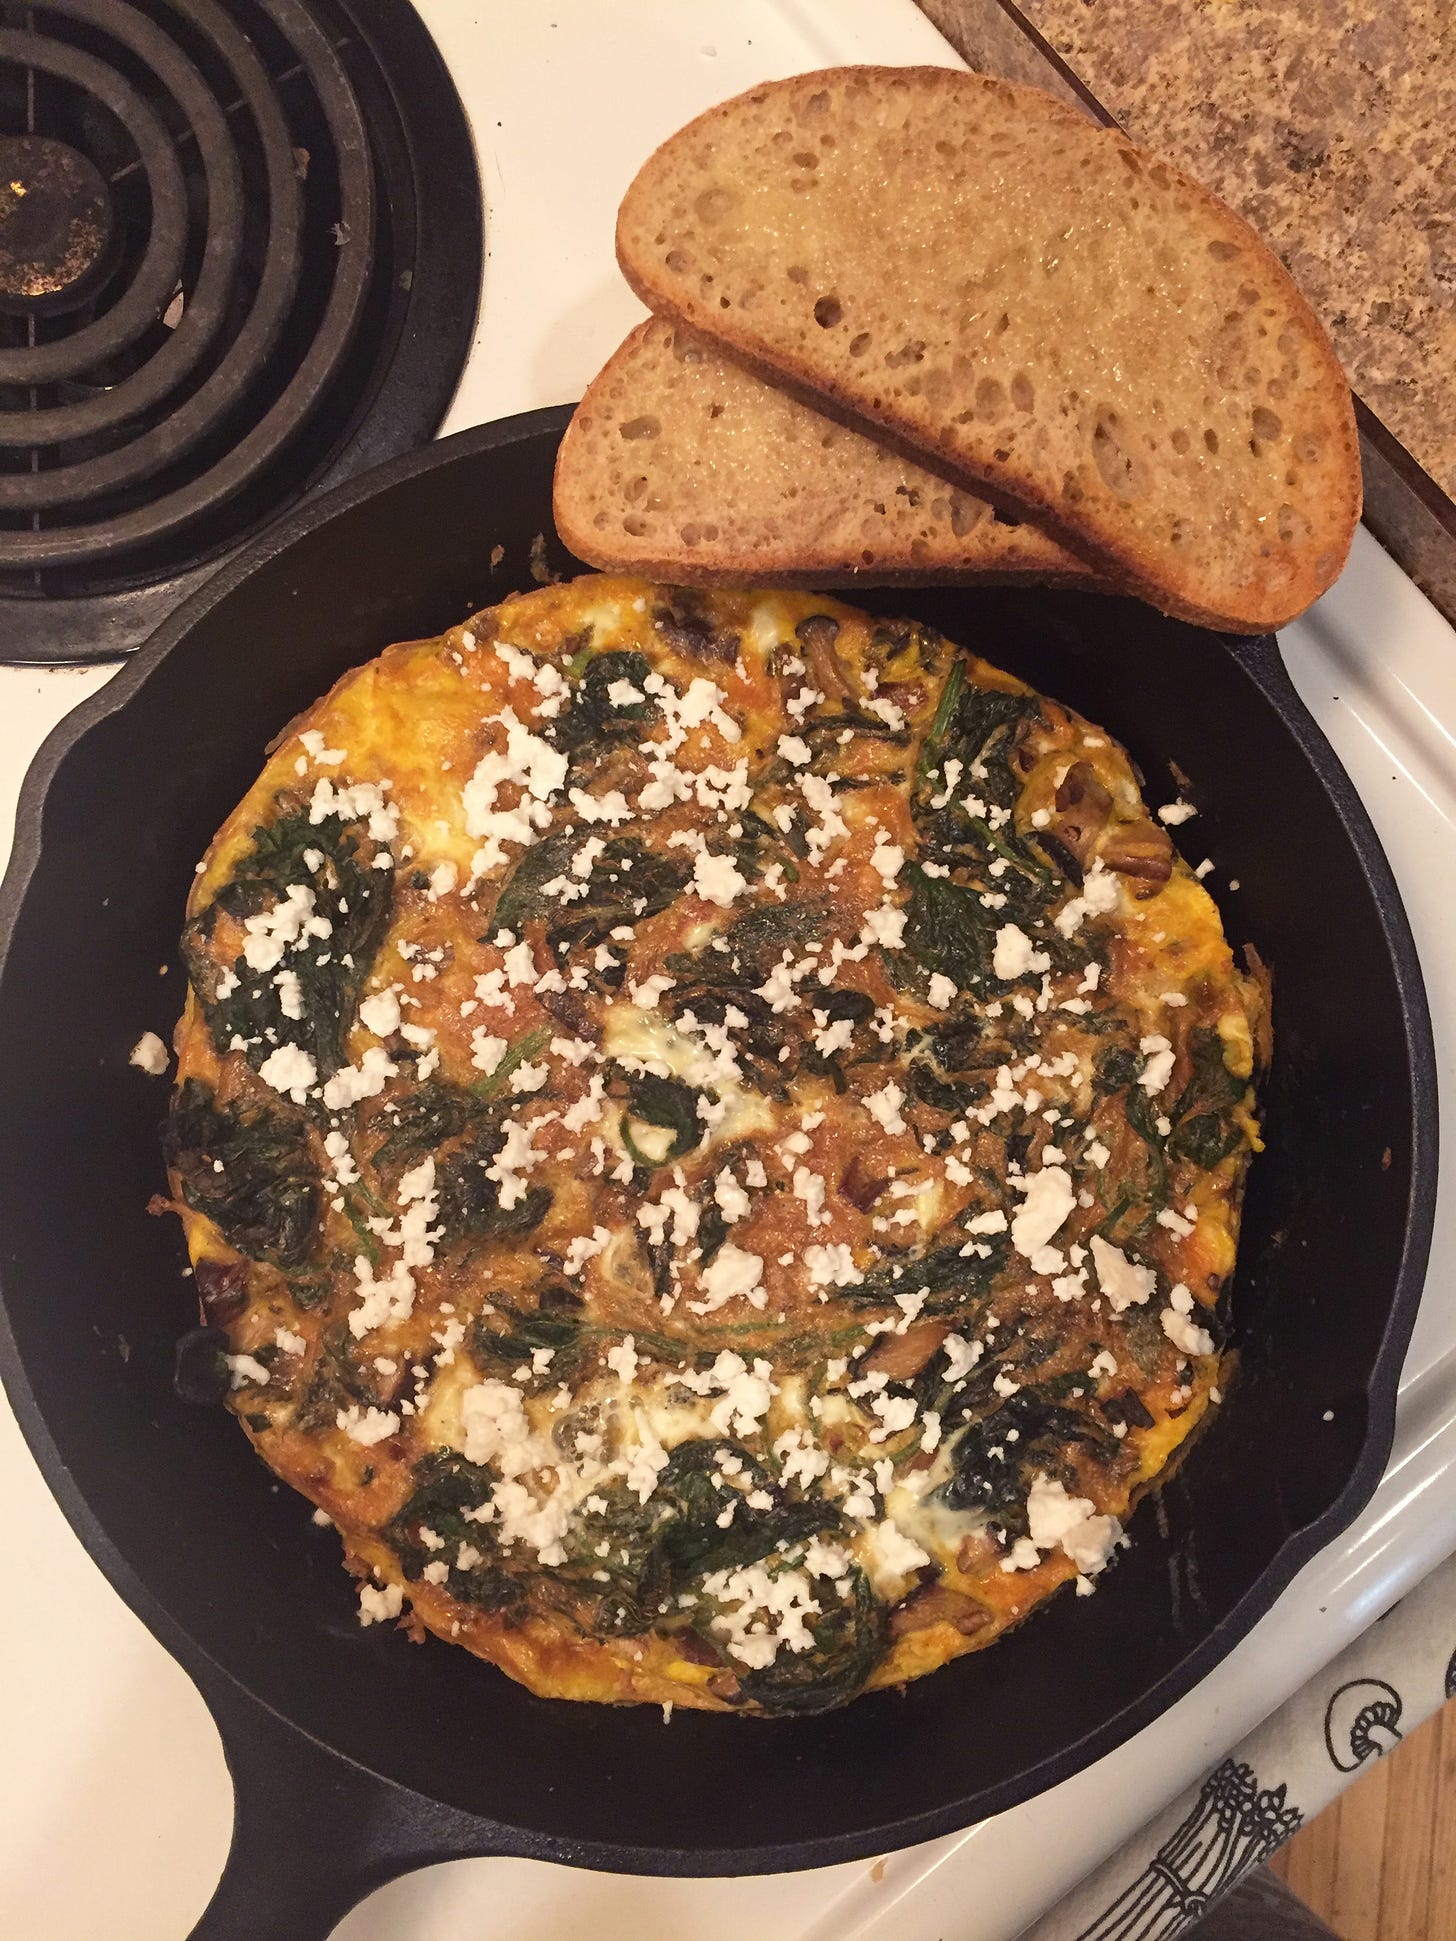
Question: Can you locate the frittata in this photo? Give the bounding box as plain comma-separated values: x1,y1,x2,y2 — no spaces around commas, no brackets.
163,576,1264,1715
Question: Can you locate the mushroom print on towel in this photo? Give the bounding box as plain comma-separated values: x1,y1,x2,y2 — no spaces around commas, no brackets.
1323,1677,1404,1771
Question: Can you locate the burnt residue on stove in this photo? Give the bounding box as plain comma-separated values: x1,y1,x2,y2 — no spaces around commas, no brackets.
0,0,482,663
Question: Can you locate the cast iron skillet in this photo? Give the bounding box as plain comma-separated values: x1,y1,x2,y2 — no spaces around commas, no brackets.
0,409,1437,1939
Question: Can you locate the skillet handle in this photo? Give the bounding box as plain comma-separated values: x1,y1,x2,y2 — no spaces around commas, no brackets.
1217,629,1301,701
188,1669,510,1941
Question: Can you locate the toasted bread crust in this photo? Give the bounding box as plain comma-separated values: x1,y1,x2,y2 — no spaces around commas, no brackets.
555,317,1102,590
617,66,1361,631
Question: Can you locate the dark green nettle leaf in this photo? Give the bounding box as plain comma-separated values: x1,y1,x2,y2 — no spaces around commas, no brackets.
434,1126,552,1245
553,649,658,759
669,896,830,990
185,803,393,1079
1168,1112,1242,1169
919,661,1038,799
471,1296,583,1377
843,1239,1004,1315
494,830,689,949
619,1071,705,1167
565,1439,837,1643
902,864,989,990
384,1451,523,1612
938,1386,1112,1528
370,1080,482,1174
164,1079,319,1267
735,1563,887,1718
1166,1029,1247,1169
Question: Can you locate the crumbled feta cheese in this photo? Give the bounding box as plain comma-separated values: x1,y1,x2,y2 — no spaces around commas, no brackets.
321,1044,395,1110
863,1081,907,1136
128,1030,168,1076
804,1242,862,1290
926,973,956,1010
357,1580,404,1626
690,1244,766,1315
1161,1282,1216,1356
942,1333,984,1381
1010,1164,1074,1260
257,1042,317,1103
1055,861,1120,937
359,986,401,1038
702,1561,820,1670
241,882,331,973
1139,1034,1176,1096
337,1404,400,1446
605,1335,640,1385
462,707,569,874
863,1518,931,1590
993,923,1050,981
225,1354,270,1389
692,849,747,909
1024,1472,1120,1577
859,900,906,950
1089,1234,1157,1312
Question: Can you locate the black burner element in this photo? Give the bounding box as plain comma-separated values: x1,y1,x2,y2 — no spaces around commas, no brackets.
0,0,483,662
0,134,116,314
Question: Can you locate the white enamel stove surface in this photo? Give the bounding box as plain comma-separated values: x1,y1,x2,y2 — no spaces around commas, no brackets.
0,5,1453,1937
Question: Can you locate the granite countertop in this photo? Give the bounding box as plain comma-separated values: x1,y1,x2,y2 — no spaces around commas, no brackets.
996,0,1456,502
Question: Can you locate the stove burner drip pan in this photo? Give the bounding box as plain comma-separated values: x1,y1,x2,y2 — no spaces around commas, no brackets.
0,0,482,662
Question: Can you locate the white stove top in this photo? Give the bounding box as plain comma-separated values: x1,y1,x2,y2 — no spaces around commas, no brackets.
3,5,1454,1938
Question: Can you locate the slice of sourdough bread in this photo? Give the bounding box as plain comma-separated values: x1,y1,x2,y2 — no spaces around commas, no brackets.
616,65,1360,631
554,317,1099,588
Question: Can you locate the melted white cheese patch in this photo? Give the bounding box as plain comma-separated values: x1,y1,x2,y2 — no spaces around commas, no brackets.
601,1006,776,1148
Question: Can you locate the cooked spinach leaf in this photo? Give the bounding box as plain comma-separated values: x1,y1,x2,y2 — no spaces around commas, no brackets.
434,1127,552,1246
164,1079,318,1267
842,1239,1004,1316
619,1071,704,1167
471,1296,583,1381
938,1381,1113,1529
370,1080,481,1173
384,1450,524,1611
557,1439,839,1641
1166,1029,1247,1168
294,1324,386,1433
735,1562,887,1717
580,650,655,728
1094,1044,1142,1094
903,865,990,990
494,831,688,950
185,803,392,1079
667,896,829,989
917,667,1036,809
1168,1113,1243,1169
